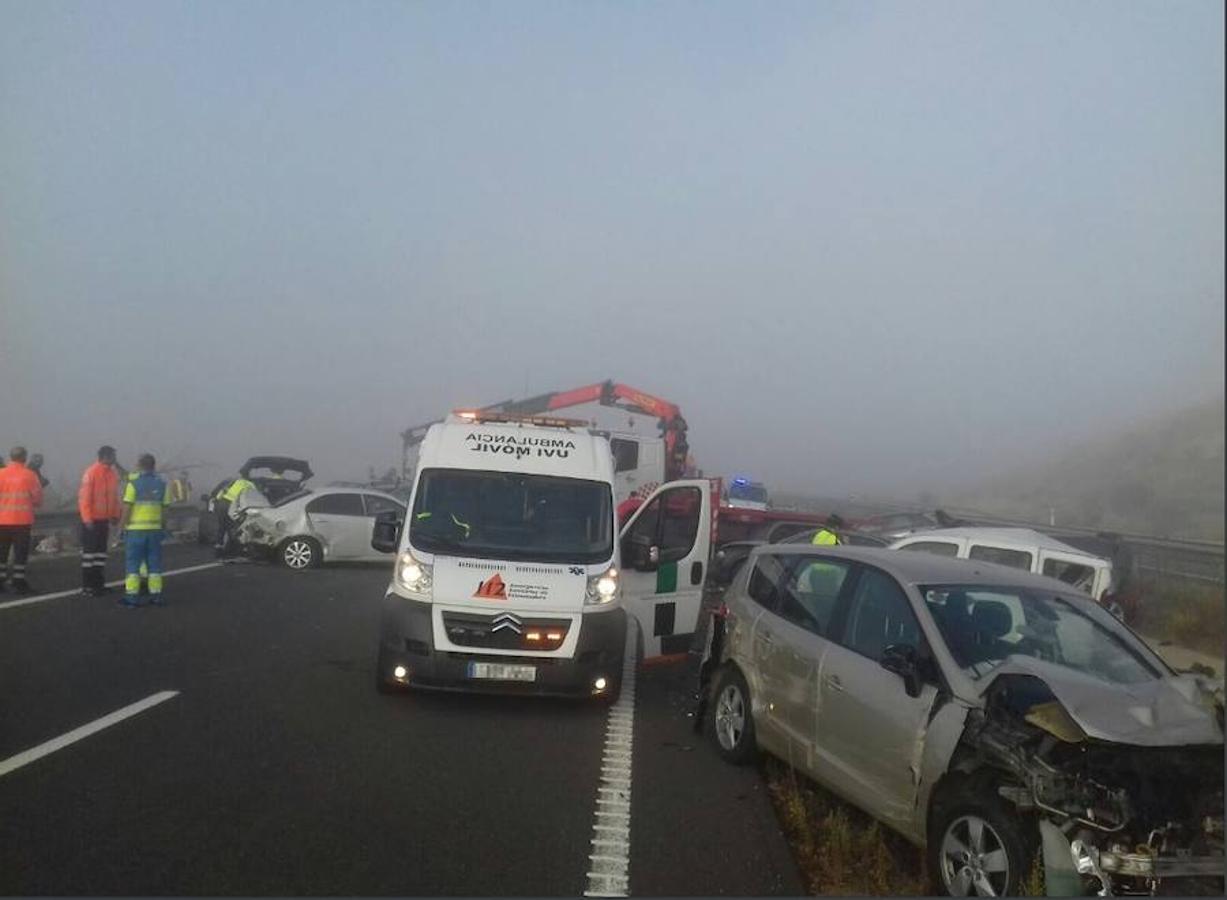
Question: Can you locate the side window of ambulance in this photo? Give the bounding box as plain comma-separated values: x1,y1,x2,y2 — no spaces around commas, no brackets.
659,487,701,563
623,496,660,547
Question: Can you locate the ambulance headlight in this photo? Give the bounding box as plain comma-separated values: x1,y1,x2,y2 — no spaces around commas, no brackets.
396,552,433,599
585,568,619,606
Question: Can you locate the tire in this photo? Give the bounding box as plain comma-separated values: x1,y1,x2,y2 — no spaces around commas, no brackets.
706,665,757,764
927,787,1036,897
279,536,321,570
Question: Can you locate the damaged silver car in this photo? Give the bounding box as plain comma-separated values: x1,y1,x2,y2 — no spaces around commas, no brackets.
698,546,1224,896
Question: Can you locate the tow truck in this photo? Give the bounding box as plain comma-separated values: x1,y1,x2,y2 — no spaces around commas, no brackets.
399,379,829,546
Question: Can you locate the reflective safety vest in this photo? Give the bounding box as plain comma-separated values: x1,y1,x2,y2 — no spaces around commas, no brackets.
0,462,43,526
167,477,191,503
124,472,171,530
811,528,840,546
79,461,122,522
221,478,256,504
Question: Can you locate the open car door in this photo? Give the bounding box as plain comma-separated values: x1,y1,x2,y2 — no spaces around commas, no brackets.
618,479,714,660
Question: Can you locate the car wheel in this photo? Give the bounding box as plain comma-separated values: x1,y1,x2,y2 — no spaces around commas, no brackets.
928,790,1034,897
280,537,321,570
707,665,757,764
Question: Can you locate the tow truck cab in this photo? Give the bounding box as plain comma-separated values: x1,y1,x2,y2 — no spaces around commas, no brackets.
373,413,714,700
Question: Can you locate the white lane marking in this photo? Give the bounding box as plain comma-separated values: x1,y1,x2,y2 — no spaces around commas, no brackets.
584,617,638,898
0,562,223,611
0,691,179,778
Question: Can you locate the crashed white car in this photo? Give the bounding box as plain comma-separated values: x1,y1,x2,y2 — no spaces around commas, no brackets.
700,545,1224,896
238,487,406,569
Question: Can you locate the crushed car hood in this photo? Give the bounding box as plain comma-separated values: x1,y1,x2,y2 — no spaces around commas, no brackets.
978,656,1223,747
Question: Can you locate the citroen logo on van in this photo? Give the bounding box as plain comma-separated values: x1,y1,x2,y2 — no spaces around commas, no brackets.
491,613,523,634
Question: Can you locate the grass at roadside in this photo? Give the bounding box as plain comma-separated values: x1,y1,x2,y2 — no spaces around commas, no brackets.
763,756,927,895
1133,579,1226,659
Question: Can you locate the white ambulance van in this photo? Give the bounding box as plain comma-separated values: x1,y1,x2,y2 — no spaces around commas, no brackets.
372,412,714,700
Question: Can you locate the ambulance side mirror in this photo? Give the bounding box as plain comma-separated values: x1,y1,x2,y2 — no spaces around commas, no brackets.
371,510,402,554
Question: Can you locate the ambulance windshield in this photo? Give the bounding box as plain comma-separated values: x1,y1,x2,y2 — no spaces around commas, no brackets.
409,468,614,564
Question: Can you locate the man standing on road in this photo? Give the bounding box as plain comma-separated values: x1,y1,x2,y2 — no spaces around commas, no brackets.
0,446,45,594
78,445,121,596
118,454,171,607
214,471,256,560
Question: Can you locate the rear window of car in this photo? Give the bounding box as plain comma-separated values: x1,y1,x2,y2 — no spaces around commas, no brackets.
1042,558,1097,594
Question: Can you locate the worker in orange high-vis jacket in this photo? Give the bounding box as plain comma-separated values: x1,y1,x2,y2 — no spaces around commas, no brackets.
0,446,45,595
78,445,122,596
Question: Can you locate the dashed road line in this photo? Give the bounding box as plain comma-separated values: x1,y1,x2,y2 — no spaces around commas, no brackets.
584,617,638,898
0,562,223,611
0,691,179,778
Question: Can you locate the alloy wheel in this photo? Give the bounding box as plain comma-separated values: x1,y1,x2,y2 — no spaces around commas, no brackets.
940,815,1010,897
284,540,314,569
714,683,746,752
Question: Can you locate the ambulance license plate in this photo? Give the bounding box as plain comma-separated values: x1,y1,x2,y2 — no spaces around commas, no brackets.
467,661,537,682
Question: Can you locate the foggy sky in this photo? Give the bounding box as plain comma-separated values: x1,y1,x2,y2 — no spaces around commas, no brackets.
2,0,1223,498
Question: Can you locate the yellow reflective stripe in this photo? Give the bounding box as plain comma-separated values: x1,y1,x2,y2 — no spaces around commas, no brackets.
147,574,163,593
124,574,141,593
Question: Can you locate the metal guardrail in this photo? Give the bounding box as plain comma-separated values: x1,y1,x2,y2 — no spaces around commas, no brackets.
771,495,1225,587
31,506,204,547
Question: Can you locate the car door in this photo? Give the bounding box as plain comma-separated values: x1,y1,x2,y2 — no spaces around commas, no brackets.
814,564,940,830
757,554,852,771
305,493,367,560
360,494,406,560
618,479,713,659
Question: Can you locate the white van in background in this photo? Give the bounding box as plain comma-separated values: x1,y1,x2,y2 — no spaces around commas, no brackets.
372,412,714,700
890,526,1113,601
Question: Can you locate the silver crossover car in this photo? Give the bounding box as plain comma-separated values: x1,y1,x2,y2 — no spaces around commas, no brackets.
238,487,406,569
699,545,1224,897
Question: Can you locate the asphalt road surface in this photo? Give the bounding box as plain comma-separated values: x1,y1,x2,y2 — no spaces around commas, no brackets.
1,545,800,896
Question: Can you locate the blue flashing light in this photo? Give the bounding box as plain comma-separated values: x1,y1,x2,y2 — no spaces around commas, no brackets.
733,477,748,485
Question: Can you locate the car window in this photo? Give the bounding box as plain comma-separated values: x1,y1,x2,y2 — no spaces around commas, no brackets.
306,493,365,516
363,494,404,517
777,555,851,636
658,487,701,563
922,585,1160,683
610,438,639,473
900,540,959,557
968,544,1033,570
1042,558,1096,595
839,567,921,662
746,553,789,612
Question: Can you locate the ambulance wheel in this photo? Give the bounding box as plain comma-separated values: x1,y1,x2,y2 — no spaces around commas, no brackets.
280,537,321,570
708,665,757,764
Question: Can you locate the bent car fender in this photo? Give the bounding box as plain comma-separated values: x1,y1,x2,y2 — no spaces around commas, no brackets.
909,695,971,843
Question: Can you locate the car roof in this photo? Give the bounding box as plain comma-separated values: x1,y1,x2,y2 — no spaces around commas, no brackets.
893,526,1105,558
314,486,403,500
750,544,1080,591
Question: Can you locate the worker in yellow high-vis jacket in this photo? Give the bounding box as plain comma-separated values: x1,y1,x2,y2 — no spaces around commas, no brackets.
117,454,172,608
